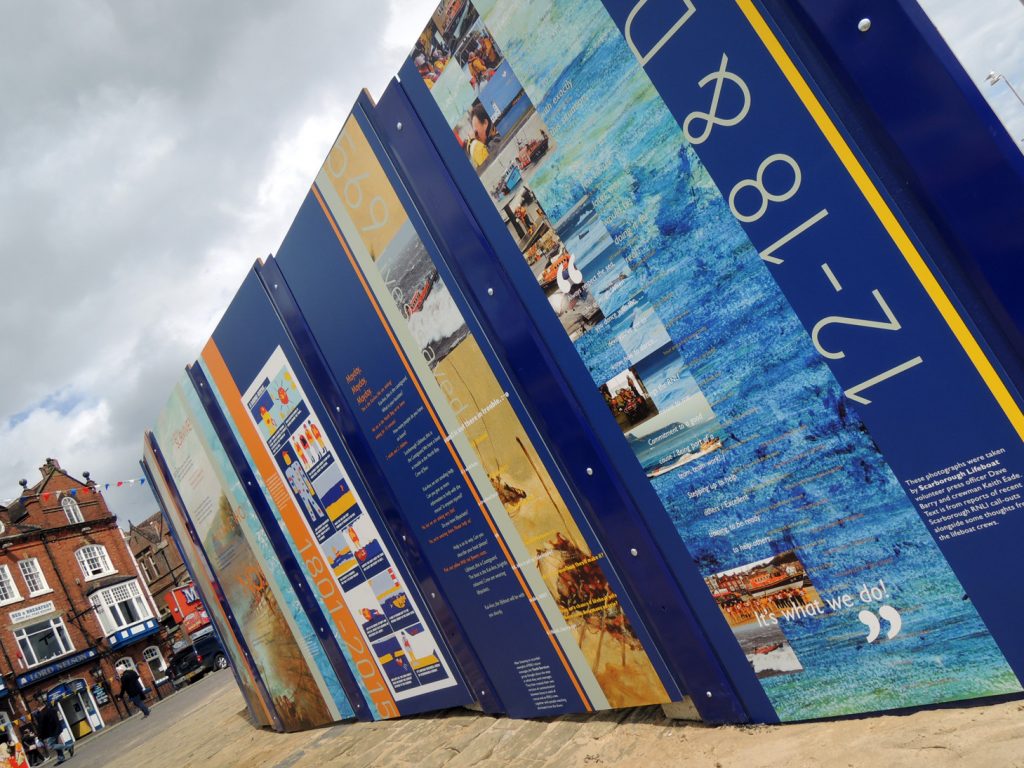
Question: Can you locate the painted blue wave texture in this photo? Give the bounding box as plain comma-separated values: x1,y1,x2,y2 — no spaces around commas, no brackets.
448,0,1023,720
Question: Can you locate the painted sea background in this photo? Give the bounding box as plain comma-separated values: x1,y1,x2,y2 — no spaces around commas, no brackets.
455,0,1021,719
198,356,384,716
178,379,354,721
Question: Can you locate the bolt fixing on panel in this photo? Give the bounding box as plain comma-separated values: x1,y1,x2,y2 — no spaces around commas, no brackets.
857,18,871,32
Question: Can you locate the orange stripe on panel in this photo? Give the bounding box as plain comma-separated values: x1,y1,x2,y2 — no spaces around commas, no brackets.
310,184,592,711
201,337,400,719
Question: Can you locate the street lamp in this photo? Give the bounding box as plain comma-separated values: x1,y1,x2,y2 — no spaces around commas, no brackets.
985,71,1024,142
985,71,1024,108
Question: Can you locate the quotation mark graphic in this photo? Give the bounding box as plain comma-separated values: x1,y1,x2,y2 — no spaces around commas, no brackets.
556,253,584,293
858,605,902,643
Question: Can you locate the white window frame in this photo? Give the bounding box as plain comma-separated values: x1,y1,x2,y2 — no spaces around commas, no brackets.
115,656,137,672
143,646,166,674
75,545,116,581
17,559,51,597
0,565,23,606
89,580,153,635
14,617,74,667
62,496,84,524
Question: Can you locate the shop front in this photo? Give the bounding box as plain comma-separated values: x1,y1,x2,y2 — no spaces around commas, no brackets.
45,679,104,740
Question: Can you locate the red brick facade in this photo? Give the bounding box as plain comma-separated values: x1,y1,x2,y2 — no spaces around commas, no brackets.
0,459,166,742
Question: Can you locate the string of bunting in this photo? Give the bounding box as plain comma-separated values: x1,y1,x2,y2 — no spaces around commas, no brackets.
1,477,147,508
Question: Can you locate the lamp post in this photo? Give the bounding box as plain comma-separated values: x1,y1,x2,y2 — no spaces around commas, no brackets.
985,71,1024,108
985,71,1024,142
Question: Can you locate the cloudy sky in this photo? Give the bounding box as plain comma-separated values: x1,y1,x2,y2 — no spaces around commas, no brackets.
1,0,1021,527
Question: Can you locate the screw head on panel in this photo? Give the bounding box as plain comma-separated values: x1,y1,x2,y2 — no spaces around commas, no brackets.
335,406,341,412
857,18,871,32
629,547,638,557
487,287,494,296
397,122,403,131
585,467,594,476
273,283,279,290
430,592,436,599
706,691,713,698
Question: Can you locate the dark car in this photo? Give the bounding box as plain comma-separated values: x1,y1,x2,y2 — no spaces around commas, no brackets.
168,635,229,687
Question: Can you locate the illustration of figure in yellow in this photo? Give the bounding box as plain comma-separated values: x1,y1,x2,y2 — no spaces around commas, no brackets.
259,405,276,435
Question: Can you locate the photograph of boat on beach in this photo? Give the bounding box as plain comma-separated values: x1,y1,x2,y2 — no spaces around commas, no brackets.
707,551,823,628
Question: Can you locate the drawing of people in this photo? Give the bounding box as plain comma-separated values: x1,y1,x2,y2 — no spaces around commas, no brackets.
285,459,327,522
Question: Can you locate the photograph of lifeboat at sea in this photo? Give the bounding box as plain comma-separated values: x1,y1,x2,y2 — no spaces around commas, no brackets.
375,219,469,370
622,398,724,479
705,551,822,678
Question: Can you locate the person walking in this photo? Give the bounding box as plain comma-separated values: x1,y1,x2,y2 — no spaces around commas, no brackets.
116,664,151,718
35,701,70,764
20,722,43,767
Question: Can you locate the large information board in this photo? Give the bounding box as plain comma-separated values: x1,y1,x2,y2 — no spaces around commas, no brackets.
405,0,1024,720
269,106,682,717
146,0,1024,727
142,436,278,730
199,271,472,718
152,376,355,729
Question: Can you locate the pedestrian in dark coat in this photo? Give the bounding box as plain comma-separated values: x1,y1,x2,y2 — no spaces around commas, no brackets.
116,664,151,718
36,702,71,763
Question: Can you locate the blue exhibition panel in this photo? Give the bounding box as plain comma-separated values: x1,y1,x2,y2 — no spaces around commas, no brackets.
267,101,703,718
400,0,1024,721
146,0,1024,728
200,269,474,718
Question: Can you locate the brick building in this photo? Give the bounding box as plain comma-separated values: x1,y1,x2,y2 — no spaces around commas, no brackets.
0,459,163,742
126,511,190,646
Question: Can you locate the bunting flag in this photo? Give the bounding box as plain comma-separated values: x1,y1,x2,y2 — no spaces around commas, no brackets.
1,475,147,508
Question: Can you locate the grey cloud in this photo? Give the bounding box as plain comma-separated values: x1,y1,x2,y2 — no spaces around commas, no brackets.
0,0,437,523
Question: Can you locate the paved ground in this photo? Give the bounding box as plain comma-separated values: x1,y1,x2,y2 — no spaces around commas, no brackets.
54,672,1024,768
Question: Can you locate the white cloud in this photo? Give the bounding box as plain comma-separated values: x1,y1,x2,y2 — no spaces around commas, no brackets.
0,0,439,523
3,0,1018,527
918,0,1024,147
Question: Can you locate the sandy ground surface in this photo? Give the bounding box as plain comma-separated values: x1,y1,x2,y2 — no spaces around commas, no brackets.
59,671,1023,768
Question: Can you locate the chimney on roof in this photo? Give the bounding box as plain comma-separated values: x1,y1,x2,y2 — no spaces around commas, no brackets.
39,458,61,477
